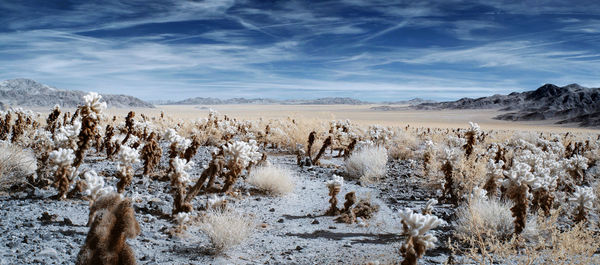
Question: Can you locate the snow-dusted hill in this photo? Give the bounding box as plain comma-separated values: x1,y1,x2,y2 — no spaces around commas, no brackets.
0,79,154,108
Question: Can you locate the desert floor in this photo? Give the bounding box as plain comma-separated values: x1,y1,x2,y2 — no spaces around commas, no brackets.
103,104,600,133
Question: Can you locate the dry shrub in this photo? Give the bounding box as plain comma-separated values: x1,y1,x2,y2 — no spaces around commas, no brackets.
247,164,294,195
455,198,514,242
198,208,253,254
0,142,37,190
345,145,388,183
455,206,600,264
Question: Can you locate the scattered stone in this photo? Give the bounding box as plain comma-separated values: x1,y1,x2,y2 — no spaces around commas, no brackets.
311,219,319,225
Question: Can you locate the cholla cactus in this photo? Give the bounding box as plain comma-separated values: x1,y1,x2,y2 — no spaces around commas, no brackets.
570,186,596,223
74,92,106,168
141,132,162,175
463,122,480,157
325,175,344,216
116,145,140,193
54,119,81,149
223,140,262,168
565,155,589,184
165,128,191,157
422,199,438,215
368,125,393,146
398,208,444,265
170,157,194,215
206,194,228,211
82,170,114,203
422,140,435,178
483,159,505,198
440,147,461,205
49,148,77,199
77,193,140,265
221,140,262,192
502,162,536,234
82,92,107,118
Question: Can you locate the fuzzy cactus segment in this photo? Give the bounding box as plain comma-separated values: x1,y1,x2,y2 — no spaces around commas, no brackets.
571,186,596,223
83,170,114,202
399,208,445,265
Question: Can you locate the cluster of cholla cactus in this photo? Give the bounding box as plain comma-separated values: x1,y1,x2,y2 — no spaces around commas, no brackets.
570,186,596,223
116,145,140,193
398,208,444,265
77,193,140,265
49,148,77,199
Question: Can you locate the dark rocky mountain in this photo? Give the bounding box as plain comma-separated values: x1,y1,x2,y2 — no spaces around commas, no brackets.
412,83,600,127
0,78,154,108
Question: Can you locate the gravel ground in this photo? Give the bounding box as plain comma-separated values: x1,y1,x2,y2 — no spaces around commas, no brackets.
0,146,451,265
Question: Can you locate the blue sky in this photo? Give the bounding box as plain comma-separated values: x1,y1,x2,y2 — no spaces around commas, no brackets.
1,0,600,101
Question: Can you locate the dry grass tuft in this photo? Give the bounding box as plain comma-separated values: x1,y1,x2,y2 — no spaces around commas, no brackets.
345,145,388,183
455,198,514,242
0,142,37,190
247,164,295,195
198,208,254,254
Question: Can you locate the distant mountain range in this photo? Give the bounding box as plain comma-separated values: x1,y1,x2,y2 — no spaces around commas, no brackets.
156,97,434,105
412,83,600,127
0,78,154,108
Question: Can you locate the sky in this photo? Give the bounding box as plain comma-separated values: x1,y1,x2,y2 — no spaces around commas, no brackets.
1,0,600,101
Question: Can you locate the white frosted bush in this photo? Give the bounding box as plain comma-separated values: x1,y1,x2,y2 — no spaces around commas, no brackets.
247,165,294,195
345,145,388,183
199,208,253,254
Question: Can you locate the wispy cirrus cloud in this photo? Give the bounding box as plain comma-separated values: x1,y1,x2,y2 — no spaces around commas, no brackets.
1,0,600,101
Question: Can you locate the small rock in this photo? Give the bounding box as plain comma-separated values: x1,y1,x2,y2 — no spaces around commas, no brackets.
295,245,303,251
62,218,73,226
260,223,268,228
269,208,275,212
38,247,59,259
311,219,319,225
328,226,336,229
277,219,284,223
39,212,57,223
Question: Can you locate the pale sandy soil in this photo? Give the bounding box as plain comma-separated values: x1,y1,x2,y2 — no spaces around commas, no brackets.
32,104,599,133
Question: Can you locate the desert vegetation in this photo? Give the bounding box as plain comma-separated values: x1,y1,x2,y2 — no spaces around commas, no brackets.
0,93,599,264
